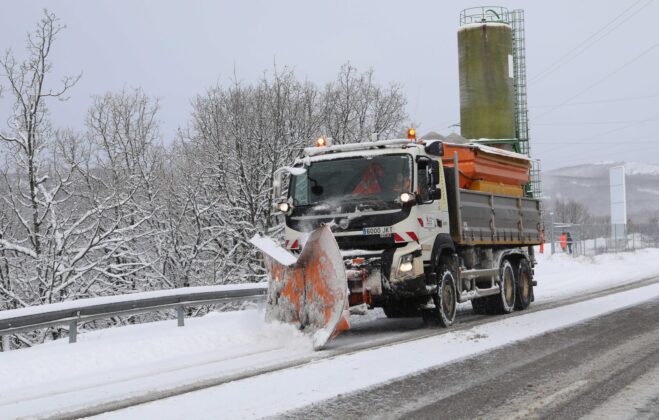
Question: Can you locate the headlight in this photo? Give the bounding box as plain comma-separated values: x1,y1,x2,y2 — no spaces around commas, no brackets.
396,253,415,280
399,192,414,203
277,202,290,213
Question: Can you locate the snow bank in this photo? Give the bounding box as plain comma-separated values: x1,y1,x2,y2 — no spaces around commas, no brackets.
533,248,659,302
0,306,312,398
583,161,659,176
624,162,659,176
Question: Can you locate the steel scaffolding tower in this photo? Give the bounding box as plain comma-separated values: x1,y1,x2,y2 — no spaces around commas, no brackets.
511,9,542,198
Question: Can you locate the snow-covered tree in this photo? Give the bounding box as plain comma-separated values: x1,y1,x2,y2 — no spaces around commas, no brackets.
553,199,593,225
0,13,161,344
85,88,169,292
320,63,407,144
181,67,322,282
0,10,83,312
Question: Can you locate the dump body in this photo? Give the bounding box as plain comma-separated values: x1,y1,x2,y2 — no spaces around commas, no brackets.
440,143,540,246
444,167,542,246
441,142,530,189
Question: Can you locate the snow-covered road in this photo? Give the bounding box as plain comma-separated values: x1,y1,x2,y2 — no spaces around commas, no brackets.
1,249,659,419
101,283,659,420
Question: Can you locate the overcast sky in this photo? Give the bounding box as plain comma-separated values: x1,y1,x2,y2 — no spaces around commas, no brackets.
1,0,658,170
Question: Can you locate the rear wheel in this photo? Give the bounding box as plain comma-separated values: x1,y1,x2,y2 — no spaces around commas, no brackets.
423,263,458,328
471,259,517,315
491,259,516,314
514,259,533,310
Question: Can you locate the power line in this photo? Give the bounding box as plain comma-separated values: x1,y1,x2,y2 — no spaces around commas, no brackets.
420,118,460,135
536,40,659,119
535,118,659,126
532,93,659,108
535,138,659,168
532,119,659,146
580,111,659,139
534,141,657,145
529,0,653,84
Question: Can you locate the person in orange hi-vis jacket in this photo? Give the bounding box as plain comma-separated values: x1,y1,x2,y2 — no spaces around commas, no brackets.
559,231,567,252
352,162,385,195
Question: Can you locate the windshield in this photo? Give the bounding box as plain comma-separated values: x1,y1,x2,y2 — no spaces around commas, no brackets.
290,155,412,206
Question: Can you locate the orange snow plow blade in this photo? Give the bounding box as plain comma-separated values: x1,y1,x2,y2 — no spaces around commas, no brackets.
250,226,350,349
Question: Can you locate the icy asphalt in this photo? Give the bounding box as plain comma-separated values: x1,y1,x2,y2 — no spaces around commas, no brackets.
281,297,659,420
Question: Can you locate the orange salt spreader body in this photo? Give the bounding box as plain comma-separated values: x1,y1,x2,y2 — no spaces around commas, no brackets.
441,143,530,196
250,226,350,350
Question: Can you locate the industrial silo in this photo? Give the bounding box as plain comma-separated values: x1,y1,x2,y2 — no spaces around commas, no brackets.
458,6,515,140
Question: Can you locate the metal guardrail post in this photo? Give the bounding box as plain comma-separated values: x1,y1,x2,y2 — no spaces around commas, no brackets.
176,306,185,327
2,334,10,352
69,320,78,344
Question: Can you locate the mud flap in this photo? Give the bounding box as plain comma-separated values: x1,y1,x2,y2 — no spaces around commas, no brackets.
250,226,350,349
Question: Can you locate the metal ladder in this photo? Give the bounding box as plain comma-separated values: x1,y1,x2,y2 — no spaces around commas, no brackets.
511,9,542,198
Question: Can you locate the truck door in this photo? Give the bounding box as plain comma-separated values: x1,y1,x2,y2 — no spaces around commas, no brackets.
416,157,450,258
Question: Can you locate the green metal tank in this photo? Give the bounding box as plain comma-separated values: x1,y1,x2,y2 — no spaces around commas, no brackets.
458,7,515,140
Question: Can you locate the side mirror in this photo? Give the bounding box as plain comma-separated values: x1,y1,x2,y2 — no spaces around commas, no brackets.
424,141,444,157
273,166,306,200
429,188,442,200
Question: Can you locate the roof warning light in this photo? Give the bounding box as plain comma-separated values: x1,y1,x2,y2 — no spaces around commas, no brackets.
407,128,416,140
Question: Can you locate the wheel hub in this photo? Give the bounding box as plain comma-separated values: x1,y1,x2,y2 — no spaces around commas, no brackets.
442,281,455,314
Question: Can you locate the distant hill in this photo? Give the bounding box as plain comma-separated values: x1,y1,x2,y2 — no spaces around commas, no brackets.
542,162,659,222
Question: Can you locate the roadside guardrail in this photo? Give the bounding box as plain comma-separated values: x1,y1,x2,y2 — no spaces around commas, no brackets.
0,283,268,351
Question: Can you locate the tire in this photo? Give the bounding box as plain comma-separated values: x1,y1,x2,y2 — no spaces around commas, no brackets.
489,259,516,314
423,267,458,328
514,258,533,310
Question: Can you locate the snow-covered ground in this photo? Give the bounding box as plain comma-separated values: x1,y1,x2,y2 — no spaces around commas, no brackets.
532,247,659,301
1,248,659,418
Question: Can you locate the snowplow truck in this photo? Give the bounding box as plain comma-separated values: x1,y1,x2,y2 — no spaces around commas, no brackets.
251,137,541,349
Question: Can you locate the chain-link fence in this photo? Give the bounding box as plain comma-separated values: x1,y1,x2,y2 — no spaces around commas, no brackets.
545,223,659,257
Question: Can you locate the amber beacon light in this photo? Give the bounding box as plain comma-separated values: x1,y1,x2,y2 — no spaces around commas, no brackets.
407,128,416,140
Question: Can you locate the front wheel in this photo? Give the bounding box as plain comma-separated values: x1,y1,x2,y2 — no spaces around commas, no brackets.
423,269,457,327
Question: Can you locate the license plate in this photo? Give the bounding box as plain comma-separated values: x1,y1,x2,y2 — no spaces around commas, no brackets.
362,227,393,237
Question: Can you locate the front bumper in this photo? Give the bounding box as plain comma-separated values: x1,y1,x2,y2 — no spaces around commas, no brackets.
343,242,429,303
